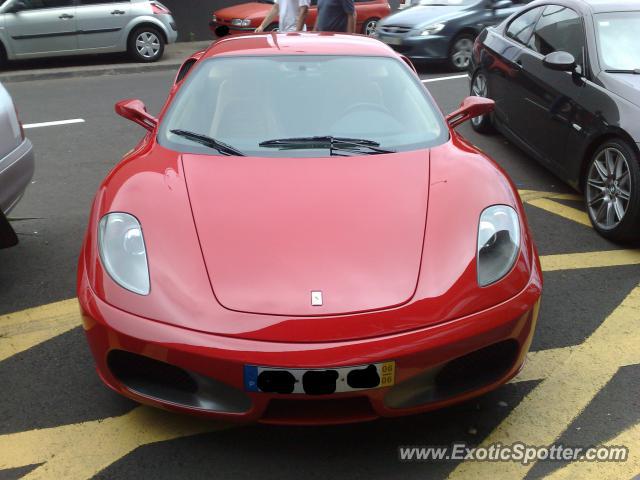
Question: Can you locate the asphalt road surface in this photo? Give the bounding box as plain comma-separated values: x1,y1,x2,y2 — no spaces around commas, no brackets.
0,64,639,480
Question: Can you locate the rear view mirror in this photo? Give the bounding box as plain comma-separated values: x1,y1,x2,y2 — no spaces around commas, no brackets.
115,99,158,131
446,96,494,128
542,51,576,71
491,0,513,9
8,0,27,13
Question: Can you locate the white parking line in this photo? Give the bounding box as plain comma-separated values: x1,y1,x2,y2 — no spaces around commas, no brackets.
421,74,469,83
23,119,85,129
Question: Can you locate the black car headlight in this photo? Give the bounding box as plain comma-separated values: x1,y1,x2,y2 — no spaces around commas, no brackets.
477,205,520,287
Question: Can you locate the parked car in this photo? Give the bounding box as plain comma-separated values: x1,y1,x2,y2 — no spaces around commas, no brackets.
374,0,529,71
470,0,640,242
0,81,34,248
0,0,178,66
78,33,541,423
209,0,391,37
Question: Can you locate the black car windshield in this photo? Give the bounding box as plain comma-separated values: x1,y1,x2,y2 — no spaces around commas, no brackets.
595,12,640,71
158,55,447,157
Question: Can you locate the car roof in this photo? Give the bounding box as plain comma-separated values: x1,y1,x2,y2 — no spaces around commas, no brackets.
578,0,640,13
202,32,398,59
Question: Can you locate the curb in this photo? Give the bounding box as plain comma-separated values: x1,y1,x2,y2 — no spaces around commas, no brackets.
0,61,184,83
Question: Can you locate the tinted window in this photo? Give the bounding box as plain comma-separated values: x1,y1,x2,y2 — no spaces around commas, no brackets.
528,5,585,66
506,7,543,45
159,56,448,157
595,12,640,71
21,0,74,8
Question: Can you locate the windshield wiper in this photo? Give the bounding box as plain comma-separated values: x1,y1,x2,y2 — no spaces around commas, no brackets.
258,136,395,155
604,69,640,74
170,129,245,156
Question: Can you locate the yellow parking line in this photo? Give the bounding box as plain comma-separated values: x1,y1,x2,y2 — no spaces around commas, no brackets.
513,347,574,383
526,198,592,228
448,283,640,479
545,422,640,480
541,250,640,272
0,299,80,362
0,406,229,478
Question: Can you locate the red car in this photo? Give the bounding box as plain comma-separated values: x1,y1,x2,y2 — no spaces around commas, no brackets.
78,33,542,425
209,0,391,37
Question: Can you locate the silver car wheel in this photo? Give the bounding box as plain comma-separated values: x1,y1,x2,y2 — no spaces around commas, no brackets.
364,19,378,36
136,32,161,59
451,37,473,69
586,147,632,230
471,73,488,127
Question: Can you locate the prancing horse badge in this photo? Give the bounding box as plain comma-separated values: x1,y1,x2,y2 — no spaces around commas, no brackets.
311,291,323,306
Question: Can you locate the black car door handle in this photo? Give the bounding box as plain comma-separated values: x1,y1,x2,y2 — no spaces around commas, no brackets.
111,10,126,15
59,13,74,19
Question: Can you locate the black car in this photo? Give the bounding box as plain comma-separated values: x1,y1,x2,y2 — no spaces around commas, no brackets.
375,0,530,71
469,0,640,242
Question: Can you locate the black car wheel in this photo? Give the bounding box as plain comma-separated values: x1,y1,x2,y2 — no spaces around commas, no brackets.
584,139,640,242
0,42,7,70
362,18,379,36
470,71,495,133
266,23,279,32
128,26,165,63
448,33,474,72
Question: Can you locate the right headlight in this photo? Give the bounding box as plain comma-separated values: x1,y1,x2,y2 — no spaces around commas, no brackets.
477,205,520,287
419,23,445,36
98,212,150,295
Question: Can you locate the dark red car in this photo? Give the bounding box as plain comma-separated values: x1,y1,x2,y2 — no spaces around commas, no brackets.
209,0,391,36
78,33,541,425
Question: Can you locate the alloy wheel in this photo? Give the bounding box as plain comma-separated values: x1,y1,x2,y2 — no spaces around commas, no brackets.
136,32,161,59
451,37,473,70
471,73,488,127
586,147,632,230
364,20,378,36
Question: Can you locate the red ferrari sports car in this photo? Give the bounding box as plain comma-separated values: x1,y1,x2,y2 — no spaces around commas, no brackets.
78,33,542,425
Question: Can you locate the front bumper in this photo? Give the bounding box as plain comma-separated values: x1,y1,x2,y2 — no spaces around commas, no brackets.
0,138,35,214
375,33,450,61
79,257,542,425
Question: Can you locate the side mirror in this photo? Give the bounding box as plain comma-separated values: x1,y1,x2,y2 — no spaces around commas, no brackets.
115,99,158,131
8,0,27,13
446,96,494,128
491,0,512,10
542,51,576,72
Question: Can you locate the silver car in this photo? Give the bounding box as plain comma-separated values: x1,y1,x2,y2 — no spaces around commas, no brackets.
0,0,178,65
0,81,33,247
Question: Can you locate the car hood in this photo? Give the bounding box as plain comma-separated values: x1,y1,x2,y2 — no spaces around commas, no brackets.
215,2,272,20
182,151,429,317
379,4,470,29
599,72,640,109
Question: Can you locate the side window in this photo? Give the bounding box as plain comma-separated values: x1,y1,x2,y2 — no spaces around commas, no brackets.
21,0,74,9
506,7,543,45
528,5,585,67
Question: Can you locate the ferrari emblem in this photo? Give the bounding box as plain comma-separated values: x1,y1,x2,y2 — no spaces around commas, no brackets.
311,291,323,306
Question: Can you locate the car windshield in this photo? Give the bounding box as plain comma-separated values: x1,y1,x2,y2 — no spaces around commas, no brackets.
158,55,447,157
595,12,640,71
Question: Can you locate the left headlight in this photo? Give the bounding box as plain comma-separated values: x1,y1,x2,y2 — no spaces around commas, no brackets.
98,213,150,295
477,205,520,287
231,18,251,27
419,23,445,36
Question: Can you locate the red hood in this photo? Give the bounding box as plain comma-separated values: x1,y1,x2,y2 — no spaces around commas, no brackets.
182,152,429,317
215,2,272,20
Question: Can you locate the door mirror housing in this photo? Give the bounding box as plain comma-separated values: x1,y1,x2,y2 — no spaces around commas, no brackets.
115,99,158,131
8,0,27,13
446,96,495,128
542,51,576,72
491,0,513,10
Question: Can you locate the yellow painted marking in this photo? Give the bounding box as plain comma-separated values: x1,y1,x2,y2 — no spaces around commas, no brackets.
0,406,229,478
527,197,592,227
541,250,640,272
449,283,640,479
545,422,640,480
518,190,582,203
513,347,574,383
0,299,80,362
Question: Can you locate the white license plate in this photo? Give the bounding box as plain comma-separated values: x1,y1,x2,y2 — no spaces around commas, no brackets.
381,36,403,46
244,361,395,394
